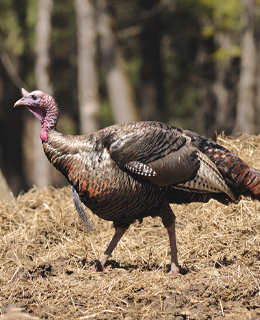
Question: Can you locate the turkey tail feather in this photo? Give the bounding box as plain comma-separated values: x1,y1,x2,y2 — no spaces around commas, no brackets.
239,167,260,199
201,143,260,200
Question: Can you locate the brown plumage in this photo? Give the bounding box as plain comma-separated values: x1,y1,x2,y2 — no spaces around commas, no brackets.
14,89,260,274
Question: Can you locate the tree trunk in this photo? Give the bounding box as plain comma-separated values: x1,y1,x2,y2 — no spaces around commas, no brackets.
33,0,53,188
255,35,260,132
233,0,257,134
74,0,99,134
0,168,13,201
139,0,163,121
213,33,233,134
195,40,216,136
96,0,138,123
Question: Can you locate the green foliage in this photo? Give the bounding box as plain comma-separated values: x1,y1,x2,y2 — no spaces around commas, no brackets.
0,0,24,55
1,0,257,133
100,99,114,128
0,0,244,133
126,57,141,92
197,0,241,35
25,0,38,48
50,0,77,110
211,45,241,61
159,1,201,129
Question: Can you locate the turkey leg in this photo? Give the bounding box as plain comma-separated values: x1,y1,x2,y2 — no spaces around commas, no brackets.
95,226,128,271
161,206,183,275
166,218,182,275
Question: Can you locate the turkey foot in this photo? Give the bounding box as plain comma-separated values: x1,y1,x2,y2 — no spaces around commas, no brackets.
168,262,186,275
90,254,110,272
91,227,128,272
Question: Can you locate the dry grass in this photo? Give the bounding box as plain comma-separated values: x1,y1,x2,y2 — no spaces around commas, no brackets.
1,134,260,319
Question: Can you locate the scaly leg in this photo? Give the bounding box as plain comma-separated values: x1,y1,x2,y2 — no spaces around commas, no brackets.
95,226,128,271
166,217,182,275
160,205,183,275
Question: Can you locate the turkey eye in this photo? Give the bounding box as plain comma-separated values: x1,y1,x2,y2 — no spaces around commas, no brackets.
31,94,38,101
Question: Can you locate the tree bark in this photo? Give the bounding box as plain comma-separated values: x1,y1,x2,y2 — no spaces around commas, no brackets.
255,34,260,131
74,0,99,134
33,0,53,187
96,0,138,123
213,33,234,134
139,0,163,121
233,0,257,134
0,168,13,201
195,41,216,136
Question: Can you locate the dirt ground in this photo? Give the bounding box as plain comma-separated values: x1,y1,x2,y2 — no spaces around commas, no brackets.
1,134,260,319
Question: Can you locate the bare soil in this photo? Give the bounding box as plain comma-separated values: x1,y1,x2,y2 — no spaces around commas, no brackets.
1,134,260,319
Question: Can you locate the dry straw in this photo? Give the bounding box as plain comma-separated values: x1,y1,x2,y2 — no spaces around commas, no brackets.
1,134,260,319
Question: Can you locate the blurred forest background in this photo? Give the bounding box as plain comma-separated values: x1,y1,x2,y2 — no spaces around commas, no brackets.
0,0,260,196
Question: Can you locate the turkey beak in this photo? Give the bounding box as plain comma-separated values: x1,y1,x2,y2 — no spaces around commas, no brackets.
14,97,26,108
14,88,30,107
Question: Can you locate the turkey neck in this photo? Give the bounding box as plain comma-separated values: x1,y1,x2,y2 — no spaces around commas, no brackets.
40,98,59,142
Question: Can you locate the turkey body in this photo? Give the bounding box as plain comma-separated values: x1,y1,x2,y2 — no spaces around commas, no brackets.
44,121,260,220
44,122,179,227
14,90,260,274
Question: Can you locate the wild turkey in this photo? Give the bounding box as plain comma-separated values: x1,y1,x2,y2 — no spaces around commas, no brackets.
15,88,260,274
